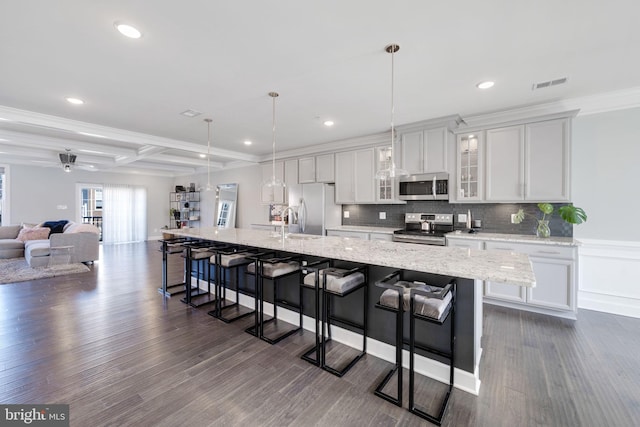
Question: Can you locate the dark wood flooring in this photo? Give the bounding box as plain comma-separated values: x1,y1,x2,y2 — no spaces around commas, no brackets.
1,242,639,426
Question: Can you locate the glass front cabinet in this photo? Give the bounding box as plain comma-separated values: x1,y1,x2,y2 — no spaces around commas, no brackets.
456,132,483,202
374,145,405,203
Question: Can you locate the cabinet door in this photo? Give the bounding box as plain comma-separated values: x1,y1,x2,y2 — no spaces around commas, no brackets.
424,127,448,173
485,126,525,201
400,131,424,175
298,157,316,183
335,151,355,203
446,238,484,249
261,161,285,204
483,241,526,302
315,154,335,183
375,146,395,202
354,148,375,203
527,256,575,311
285,159,300,205
369,232,393,242
525,119,570,201
456,133,483,202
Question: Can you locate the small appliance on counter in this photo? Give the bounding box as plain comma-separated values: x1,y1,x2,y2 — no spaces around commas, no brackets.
392,212,454,245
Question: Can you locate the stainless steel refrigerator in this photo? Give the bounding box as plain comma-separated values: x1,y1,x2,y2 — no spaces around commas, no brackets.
288,183,341,235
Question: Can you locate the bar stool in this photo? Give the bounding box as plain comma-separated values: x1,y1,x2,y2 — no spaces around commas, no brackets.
158,237,190,297
300,264,368,377
409,280,456,426
245,253,302,344
181,240,224,307
299,259,331,366
207,246,258,322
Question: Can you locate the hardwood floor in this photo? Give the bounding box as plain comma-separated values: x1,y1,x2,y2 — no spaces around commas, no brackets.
1,241,639,426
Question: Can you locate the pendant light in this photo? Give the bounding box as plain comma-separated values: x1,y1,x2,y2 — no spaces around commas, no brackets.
261,91,285,201
204,118,214,191
375,44,409,180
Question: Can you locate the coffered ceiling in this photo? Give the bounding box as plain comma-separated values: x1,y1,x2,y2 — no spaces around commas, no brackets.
1,1,639,176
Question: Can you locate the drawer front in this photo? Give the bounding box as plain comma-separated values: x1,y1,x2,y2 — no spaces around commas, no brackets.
446,237,484,250
485,241,575,259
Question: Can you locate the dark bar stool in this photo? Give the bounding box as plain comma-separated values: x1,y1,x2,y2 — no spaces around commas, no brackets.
181,240,222,306
299,259,331,366
158,237,190,297
207,246,258,322
373,270,415,406
409,280,456,426
314,264,368,377
245,253,302,344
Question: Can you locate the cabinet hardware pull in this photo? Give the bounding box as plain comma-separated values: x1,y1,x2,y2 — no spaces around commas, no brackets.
537,250,560,254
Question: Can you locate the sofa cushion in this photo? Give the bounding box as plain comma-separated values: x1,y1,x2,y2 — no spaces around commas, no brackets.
16,226,51,242
24,240,51,258
64,223,100,234
0,225,22,239
42,220,69,234
0,239,25,250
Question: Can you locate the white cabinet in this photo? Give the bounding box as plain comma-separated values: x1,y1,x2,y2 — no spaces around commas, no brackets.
369,232,393,242
485,126,525,201
261,161,285,204
297,154,335,184
297,157,316,183
326,230,369,240
485,118,570,202
484,240,577,316
374,146,404,203
446,236,484,250
456,132,484,202
335,149,375,204
525,119,570,201
315,154,335,183
399,126,450,175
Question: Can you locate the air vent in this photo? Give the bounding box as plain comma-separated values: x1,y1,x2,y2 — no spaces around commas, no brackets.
532,77,568,91
180,109,202,118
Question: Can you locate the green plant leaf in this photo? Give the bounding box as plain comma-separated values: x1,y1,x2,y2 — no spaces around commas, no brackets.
558,205,587,224
537,203,554,215
513,209,526,224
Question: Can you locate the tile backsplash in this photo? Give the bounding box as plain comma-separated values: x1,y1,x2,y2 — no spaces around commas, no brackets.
341,201,573,237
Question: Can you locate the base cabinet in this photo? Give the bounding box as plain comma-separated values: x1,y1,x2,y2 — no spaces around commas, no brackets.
326,229,393,241
447,236,577,318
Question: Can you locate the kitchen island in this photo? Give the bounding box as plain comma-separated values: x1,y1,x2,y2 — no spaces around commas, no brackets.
169,227,535,395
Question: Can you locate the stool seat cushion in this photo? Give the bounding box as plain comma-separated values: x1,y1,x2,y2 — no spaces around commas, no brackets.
379,281,452,320
303,268,365,295
166,243,184,254
247,260,300,278
190,248,213,260
218,253,250,267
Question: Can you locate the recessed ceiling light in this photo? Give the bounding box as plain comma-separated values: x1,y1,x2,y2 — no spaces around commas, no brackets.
65,97,84,105
476,81,495,89
0,117,9,121
0,138,8,142
323,120,334,127
180,109,202,118
199,154,206,158
114,22,142,39
244,140,252,146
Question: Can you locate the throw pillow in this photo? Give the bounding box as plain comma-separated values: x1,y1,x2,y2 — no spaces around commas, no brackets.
42,220,69,234
16,227,50,242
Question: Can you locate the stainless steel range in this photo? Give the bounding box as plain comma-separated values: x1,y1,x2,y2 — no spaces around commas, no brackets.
392,213,454,246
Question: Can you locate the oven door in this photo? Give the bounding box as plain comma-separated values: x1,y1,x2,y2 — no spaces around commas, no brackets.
392,233,446,246
398,173,449,201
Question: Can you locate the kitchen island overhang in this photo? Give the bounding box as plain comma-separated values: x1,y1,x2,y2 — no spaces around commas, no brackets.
168,227,535,395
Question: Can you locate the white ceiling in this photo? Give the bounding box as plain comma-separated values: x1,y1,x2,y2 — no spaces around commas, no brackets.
1,0,639,176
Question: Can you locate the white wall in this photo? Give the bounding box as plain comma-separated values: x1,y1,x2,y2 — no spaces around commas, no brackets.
8,164,174,238
572,107,640,318
174,164,267,229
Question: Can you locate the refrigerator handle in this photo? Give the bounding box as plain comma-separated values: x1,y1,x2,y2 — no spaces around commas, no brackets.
299,198,307,233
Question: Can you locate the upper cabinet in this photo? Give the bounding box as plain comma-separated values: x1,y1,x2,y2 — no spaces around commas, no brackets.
485,118,570,202
456,132,484,202
297,154,335,184
374,146,404,203
396,116,461,176
335,148,375,204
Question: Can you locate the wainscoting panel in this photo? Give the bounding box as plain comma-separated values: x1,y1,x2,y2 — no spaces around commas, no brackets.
578,238,640,318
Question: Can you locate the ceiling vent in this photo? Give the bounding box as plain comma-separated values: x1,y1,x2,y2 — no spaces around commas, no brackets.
532,77,568,91
180,109,202,118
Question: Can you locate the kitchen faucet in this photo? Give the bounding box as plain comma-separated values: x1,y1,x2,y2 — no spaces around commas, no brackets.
282,206,296,240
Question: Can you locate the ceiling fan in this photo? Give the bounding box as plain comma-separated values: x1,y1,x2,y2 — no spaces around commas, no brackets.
59,149,77,172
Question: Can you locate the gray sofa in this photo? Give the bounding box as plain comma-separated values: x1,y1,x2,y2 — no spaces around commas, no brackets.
0,222,100,267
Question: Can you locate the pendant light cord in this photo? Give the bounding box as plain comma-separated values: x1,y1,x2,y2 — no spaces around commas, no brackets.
272,94,276,181
205,118,212,189
390,45,396,170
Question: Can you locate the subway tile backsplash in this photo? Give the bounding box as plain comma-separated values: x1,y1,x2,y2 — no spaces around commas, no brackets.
341,201,573,237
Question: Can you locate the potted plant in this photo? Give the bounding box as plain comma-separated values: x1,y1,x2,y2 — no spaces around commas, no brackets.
513,203,587,238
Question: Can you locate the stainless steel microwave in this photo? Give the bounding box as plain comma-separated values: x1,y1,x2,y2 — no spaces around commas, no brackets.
398,172,449,201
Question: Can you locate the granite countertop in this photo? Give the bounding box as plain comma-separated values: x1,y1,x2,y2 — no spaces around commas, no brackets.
325,225,402,235
446,231,580,247
170,227,535,287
